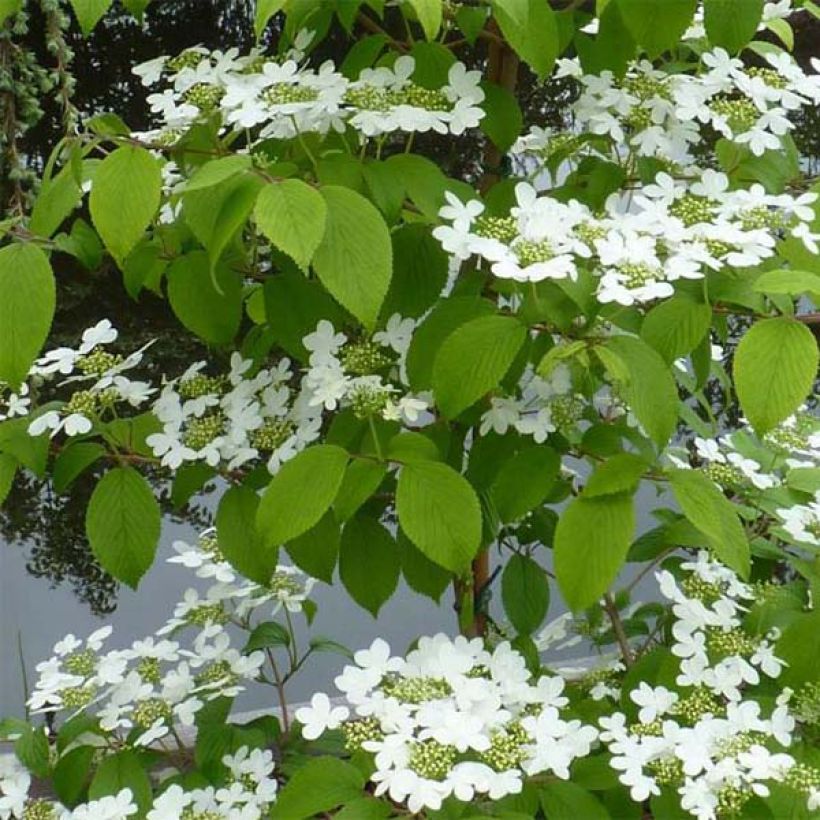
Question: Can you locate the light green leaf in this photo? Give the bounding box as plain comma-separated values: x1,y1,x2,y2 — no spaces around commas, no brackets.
406,296,495,391
432,314,527,418
734,317,819,434
312,186,392,330
584,453,648,498
0,243,56,387
185,155,252,193
0,416,49,476
396,461,482,573
502,553,550,634
167,251,243,345
270,757,364,819
340,515,401,616
69,0,113,33
490,0,559,77
640,296,712,364
0,453,15,507
555,493,635,612
615,0,698,57
334,459,388,521
216,485,278,585
407,0,442,39
490,444,559,523
255,0,286,37
255,179,327,270
85,467,160,588
600,335,679,448
668,468,750,578
753,268,820,297
0,0,22,23
776,611,820,687
704,0,764,53
30,165,83,238
122,0,152,19
89,145,161,264
256,445,349,548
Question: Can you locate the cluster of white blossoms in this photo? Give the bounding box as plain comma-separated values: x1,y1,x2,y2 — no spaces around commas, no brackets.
21,320,155,438
2,529,316,818
433,165,819,304
294,634,598,813
598,551,817,820
18,316,425,475
668,410,820,550
133,42,484,143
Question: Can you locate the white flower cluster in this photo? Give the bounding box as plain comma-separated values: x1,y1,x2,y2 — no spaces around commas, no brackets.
22,320,154,438
542,46,820,165
599,552,806,820
295,635,598,813
434,166,819,304
670,410,820,550
134,45,484,142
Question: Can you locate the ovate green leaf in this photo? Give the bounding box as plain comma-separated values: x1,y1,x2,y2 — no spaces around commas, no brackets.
256,445,349,548
89,145,161,264
312,185,392,330
490,0,559,77
340,515,401,616
254,179,327,270
0,243,56,387
704,0,764,52
502,553,550,634
615,0,698,57
85,467,160,588
69,0,113,33
407,0,442,39
734,317,818,434
396,461,482,572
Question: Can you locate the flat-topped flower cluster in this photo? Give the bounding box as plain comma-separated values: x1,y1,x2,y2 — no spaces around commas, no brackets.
133,43,484,142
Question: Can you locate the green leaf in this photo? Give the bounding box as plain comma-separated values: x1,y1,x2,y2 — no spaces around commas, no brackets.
286,511,340,583
734,317,819,434
263,268,348,363
14,725,50,778
216,485,278,585
456,5,489,43
0,453,15,506
121,0,152,19
69,0,113,33
480,82,523,153
753,269,820,298
433,314,527,418
668,468,750,578
0,243,56,387
244,621,291,653
170,463,215,509
396,460,482,572
584,453,648,498
185,154,252,193
255,179,327,270
615,0,698,57
85,467,161,588
0,416,49,476
256,445,349,548
386,431,441,464
333,799,392,820
540,780,611,820
254,0,285,37
640,297,711,364
407,0,442,39
30,165,83,238
270,757,364,819
53,442,106,494
381,224,449,319
312,185,392,330
167,251,243,345
399,529,452,602
333,459,388,521
555,493,635,612
704,0,764,52
0,0,22,23
490,444,559,523
89,145,161,264
53,746,94,807
776,611,820,687
600,335,678,448
490,0,559,77
406,296,495,391
340,515,401,616
502,553,550,634
88,751,152,814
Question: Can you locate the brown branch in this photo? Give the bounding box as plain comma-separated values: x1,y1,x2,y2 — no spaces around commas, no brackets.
603,593,634,668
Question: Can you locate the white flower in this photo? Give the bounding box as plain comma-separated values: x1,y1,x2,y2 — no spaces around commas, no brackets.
630,683,678,724
295,693,350,740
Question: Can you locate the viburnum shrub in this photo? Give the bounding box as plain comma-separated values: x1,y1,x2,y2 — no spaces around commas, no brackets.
0,0,819,817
